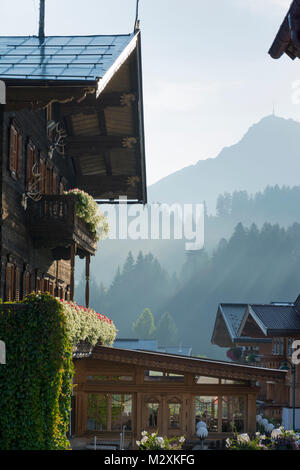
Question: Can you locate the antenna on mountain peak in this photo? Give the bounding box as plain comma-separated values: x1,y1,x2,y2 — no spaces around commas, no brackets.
272,103,276,116
39,0,45,38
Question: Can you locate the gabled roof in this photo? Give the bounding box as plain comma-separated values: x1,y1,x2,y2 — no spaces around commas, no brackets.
0,31,147,203
269,0,300,60
0,34,135,83
211,303,271,347
238,303,300,337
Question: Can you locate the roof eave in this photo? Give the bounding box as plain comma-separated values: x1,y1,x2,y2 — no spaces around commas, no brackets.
96,32,138,98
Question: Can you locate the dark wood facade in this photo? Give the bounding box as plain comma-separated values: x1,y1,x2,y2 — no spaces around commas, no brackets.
0,32,146,303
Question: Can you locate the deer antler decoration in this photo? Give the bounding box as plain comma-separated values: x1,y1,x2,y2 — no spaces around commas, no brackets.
21,162,44,210
48,122,67,159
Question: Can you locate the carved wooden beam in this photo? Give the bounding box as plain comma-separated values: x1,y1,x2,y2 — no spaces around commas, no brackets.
5,85,96,111
77,175,141,197
59,92,137,116
67,135,137,155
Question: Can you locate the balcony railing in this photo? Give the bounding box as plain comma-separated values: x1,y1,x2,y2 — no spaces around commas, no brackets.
27,195,97,258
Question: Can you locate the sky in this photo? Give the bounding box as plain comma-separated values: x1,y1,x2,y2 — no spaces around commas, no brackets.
0,0,298,184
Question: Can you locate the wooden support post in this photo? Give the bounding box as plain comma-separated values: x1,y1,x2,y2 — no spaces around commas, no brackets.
70,244,76,301
85,254,90,308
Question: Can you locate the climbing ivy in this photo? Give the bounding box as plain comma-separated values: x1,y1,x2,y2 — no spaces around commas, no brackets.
0,293,73,450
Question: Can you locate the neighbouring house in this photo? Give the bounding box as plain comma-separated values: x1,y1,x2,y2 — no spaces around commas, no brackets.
211,297,300,428
113,338,193,356
269,0,300,60
71,345,286,449
0,29,146,306
211,303,272,364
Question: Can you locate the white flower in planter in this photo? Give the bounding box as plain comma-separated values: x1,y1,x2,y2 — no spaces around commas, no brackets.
237,434,250,444
271,428,283,440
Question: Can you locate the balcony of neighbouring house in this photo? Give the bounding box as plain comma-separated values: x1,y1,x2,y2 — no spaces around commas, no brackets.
26,195,97,259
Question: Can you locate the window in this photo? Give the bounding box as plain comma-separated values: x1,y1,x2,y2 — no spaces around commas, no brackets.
222,396,245,433
144,371,184,382
147,403,159,428
195,396,218,432
87,393,108,431
273,338,284,356
288,338,294,357
195,375,220,384
87,375,133,382
165,373,184,382
111,394,132,431
9,124,22,179
221,379,247,385
168,403,181,429
86,393,132,432
26,142,37,186
194,396,246,433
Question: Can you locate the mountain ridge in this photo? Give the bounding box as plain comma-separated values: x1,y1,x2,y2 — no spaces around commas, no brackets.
148,114,300,212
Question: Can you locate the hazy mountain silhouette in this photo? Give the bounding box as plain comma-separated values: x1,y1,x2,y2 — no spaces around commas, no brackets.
149,115,300,212
77,115,300,287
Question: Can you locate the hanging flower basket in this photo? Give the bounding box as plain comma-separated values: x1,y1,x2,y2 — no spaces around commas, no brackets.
226,347,242,361
65,188,110,241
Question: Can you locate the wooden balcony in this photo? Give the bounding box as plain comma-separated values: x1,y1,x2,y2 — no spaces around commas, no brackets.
27,195,97,259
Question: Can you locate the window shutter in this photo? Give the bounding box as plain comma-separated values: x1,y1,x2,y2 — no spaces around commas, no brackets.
5,262,15,301
26,143,35,185
16,134,22,179
9,125,17,175
15,267,21,301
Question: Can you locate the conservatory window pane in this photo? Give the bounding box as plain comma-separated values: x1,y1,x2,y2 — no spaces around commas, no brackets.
87,393,108,431
111,394,132,431
144,370,164,381
148,403,159,428
222,396,245,433
195,376,219,384
168,403,181,429
195,396,218,432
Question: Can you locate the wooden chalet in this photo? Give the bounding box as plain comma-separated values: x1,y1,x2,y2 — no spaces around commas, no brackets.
212,297,300,427
269,0,300,60
0,29,146,305
71,345,286,449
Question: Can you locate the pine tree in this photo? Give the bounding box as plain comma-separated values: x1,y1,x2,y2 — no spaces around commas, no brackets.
132,308,156,339
156,312,178,346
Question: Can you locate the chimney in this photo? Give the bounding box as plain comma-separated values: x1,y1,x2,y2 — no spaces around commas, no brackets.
39,0,45,38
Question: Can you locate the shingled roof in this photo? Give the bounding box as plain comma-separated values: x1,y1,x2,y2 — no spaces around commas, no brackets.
0,34,136,82
211,303,272,347
238,302,300,337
